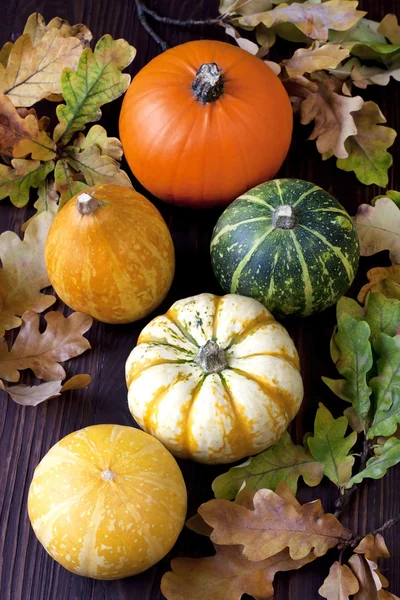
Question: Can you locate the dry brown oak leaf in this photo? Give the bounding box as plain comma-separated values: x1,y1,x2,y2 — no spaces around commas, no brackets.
199,482,352,561
319,562,360,599
0,374,91,406
349,555,382,599
0,310,92,383
161,544,315,600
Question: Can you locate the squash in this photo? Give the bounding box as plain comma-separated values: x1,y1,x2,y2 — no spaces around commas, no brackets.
28,424,187,579
211,179,360,318
119,40,292,208
126,293,303,464
45,185,175,324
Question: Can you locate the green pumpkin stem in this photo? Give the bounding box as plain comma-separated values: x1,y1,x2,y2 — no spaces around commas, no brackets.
77,192,103,215
195,340,228,373
272,205,299,230
191,63,224,105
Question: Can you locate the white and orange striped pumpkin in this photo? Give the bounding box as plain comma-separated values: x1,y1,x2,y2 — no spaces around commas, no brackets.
28,424,187,579
126,293,303,464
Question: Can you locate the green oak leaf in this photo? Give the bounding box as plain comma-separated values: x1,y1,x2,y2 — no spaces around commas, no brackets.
344,41,400,62
0,159,54,207
308,403,357,487
346,437,400,487
336,101,397,188
372,190,400,208
329,18,386,44
369,334,400,439
365,293,400,341
21,179,59,231
212,431,323,499
54,35,136,146
54,158,87,208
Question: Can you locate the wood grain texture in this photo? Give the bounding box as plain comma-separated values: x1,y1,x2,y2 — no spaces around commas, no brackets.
0,1,399,598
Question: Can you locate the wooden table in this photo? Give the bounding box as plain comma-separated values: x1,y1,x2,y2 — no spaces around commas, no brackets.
1,1,400,598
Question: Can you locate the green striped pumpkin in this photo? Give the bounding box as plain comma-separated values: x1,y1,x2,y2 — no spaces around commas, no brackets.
210,179,359,318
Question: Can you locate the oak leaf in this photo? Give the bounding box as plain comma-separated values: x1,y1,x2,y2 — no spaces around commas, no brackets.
378,14,400,45
329,17,387,45
344,41,400,63
0,30,86,107
319,562,360,599
21,180,59,231
23,12,92,47
0,374,91,406
355,534,390,563
238,1,366,42
54,159,87,208
0,310,92,383
219,0,274,16
379,592,400,600
65,145,132,188
283,42,349,77
352,196,400,263
0,211,55,336
358,266,400,304
54,35,136,146
199,482,351,561
287,74,363,158
73,125,124,160
212,431,323,499
222,24,259,54
0,94,56,160
0,159,54,207
0,42,12,67
344,407,364,433
349,554,380,599
161,545,315,600
346,438,400,487
308,403,357,487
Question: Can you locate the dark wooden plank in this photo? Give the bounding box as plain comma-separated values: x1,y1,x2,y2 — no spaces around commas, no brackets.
0,0,399,598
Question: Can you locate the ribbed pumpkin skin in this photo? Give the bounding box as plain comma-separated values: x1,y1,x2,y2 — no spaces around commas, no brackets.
45,185,175,324
119,40,293,208
28,425,187,579
126,293,303,464
211,179,359,318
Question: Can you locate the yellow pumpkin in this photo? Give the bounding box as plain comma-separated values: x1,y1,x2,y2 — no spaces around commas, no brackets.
126,293,303,464
45,185,175,324
28,424,187,579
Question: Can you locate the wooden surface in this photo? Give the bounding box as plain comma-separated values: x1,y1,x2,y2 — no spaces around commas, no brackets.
1,1,400,598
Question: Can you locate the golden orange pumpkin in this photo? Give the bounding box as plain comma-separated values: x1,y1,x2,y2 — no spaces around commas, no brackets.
28,424,187,579
45,185,175,324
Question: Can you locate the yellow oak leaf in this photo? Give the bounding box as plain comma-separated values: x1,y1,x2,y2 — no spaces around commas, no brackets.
379,592,400,600
65,145,132,188
199,482,352,561
0,158,54,207
283,42,350,77
355,534,390,563
219,0,273,16
0,374,91,406
0,29,86,107
319,562,360,599
0,94,55,160
287,74,363,158
73,125,124,160
378,14,400,45
23,12,92,47
161,545,315,600
21,180,60,231
0,211,55,336
238,1,366,42
352,196,400,263
358,266,400,304
0,41,12,67
0,310,92,383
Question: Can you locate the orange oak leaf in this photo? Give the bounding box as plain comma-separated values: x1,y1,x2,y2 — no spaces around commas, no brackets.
199,482,351,561
0,94,56,160
0,374,91,406
319,562,360,599
161,544,315,600
355,534,390,563
0,311,92,383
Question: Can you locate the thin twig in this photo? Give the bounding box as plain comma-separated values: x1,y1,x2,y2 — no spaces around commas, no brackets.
348,513,400,548
141,3,223,27
134,0,170,51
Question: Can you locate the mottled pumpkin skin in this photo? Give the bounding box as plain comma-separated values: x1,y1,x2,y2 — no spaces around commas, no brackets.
45,185,175,324
211,179,360,318
126,293,303,464
119,40,293,208
28,424,187,580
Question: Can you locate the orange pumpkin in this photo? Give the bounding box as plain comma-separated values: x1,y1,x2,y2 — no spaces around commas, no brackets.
28,424,187,579
119,40,293,208
45,185,175,324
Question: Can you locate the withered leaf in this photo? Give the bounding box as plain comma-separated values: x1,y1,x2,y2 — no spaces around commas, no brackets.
21,180,59,231
378,14,400,45
355,534,390,563
319,562,360,599
0,41,12,67
352,196,400,263
54,158,87,208
0,310,92,383
283,42,349,77
23,12,92,47
358,266,400,304
0,374,91,406
0,159,54,207
0,94,55,160
161,545,315,600
73,125,124,160
222,24,259,55
0,30,86,107
199,482,351,561
65,145,132,188
349,554,380,599
0,211,55,336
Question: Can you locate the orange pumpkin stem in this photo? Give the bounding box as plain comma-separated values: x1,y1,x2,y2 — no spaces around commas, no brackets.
191,62,224,105
272,205,299,230
77,192,103,215
195,340,227,373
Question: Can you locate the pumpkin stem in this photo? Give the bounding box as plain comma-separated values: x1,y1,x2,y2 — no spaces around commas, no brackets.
195,340,228,374
272,205,299,230
191,63,224,105
77,192,103,215
101,469,116,481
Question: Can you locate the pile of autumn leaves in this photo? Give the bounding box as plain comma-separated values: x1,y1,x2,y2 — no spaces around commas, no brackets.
0,14,137,404
220,0,400,187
